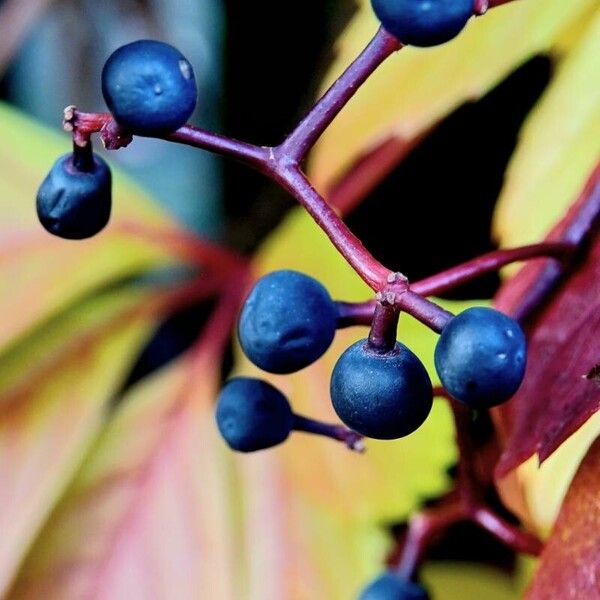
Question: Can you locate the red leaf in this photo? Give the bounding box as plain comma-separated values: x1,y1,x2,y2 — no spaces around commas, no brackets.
525,436,600,599
493,164,600,478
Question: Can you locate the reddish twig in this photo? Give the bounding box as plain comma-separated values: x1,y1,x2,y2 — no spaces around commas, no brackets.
395,498,464,580
503,163,600,323
368,297,402,352
333,241,580,330
389,389,542,579
65,107,271,173
412,242,577,297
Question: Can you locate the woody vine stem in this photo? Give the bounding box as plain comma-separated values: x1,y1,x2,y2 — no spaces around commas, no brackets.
61,0,596,580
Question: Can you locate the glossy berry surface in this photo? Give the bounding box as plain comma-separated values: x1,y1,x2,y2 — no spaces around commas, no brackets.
371,0,473,47
435,307,527,408
215,377,294,452
238,270,338,374
331,340,433,439
102,40,197,135
36,153,112,240
358,572,430,599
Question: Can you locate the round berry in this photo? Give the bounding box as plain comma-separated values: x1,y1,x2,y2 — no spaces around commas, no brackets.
102,40,197,135
238,270,338,374
331,340,433,439
36,153,112,240
358,572,430,599
215,377,294,452
434,307,527,408
371,0,473,47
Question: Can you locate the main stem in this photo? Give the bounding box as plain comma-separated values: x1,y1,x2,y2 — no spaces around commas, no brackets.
279,28,401,164
275,166,391,290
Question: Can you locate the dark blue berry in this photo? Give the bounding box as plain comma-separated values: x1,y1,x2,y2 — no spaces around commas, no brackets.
371,0,473,47
238,270,338,374
331,340,433,439
36,153,112,240
215,378,294,452
358,572,430,599
434,307,527,408
102,40,197,135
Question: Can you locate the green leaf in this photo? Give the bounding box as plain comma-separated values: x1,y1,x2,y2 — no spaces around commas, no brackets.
0,286,157,595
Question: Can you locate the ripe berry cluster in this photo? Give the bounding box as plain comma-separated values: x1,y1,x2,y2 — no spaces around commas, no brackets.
36,40,197,240
218,268,526,452
33,1,543,597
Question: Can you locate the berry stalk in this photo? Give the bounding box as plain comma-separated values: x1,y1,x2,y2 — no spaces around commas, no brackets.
64,108,271,173
292,415,365,452
368,300,401,352
71,138,95,173
505,164,600,323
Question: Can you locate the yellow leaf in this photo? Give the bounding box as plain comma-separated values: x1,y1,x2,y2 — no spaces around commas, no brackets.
493,9,600,247
9,345,240,600
0,287,157,595
0,102,185,353
236,207,487,523
498,411,600,537
309,0,597,194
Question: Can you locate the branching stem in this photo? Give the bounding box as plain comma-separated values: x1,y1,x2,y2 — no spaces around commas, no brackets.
390,389,542,580
279,28,401,163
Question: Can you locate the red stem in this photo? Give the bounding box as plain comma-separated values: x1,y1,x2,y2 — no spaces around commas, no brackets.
506,164,600,323
276,166,391,290
412,242,576,297
279,28,401,164
391,389,542,578
472,507,543,555
334,242,579,329
66,109,271,174
396,502,464,580
397,290,454,333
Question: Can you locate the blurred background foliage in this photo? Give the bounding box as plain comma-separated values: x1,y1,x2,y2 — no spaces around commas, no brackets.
0,0,597,598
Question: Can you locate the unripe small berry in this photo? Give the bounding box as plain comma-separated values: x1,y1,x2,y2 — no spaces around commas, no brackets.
36,152,112,240
215,378,294,452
